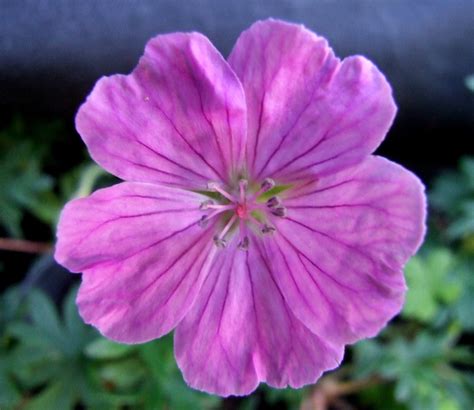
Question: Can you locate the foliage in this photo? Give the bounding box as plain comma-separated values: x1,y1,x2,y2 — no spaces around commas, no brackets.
1,286,219,410
0,117,111,238
0,116,60,237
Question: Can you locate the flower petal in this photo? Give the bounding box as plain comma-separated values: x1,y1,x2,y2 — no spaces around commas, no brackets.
55,182,216,343
77,32,247,188
174,235,343,396
228,19,396,181
264,156,426,345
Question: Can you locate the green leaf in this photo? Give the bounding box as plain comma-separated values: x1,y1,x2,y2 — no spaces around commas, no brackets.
28,290,69,350
353,331,473,410
62,286,96,352
403,248,461,322
7,322,56,349
0,354,21,408
85,338,136,360
430,157,474,241
138,337,219,409
258,184,292,201
24,380,75,410
452,262,474,330
0,119,58,235
95,358,145,390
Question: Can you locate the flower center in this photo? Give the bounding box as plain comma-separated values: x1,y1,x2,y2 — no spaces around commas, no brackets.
235,203,248,219
198,178,287,250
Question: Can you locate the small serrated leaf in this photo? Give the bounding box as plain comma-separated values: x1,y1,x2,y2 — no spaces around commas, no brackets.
85,338,135,360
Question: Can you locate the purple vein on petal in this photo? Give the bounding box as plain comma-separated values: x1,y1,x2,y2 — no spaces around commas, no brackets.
252,92,266,172
89,98,212,183
135,66,227,182
274,232,374,329
254,239,341,368
286,178,356,200
284,217,381,275
268,97,384,179
180,48,228,175
268,235,351,334
254,53,337,179
73,208,200,250
275,145,359,180
83,220,209,272
157,239,213,310
135,139,213,181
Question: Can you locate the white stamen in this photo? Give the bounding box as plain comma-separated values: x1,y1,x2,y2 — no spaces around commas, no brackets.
213,236,227,248
198,205,234,228
207,182,236,202
249,178,275,201
261,178,275,192
199,199,214,210
213,214,237,248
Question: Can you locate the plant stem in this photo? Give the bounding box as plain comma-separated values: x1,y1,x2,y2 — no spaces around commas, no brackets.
0,238,51,254
301,375,383,410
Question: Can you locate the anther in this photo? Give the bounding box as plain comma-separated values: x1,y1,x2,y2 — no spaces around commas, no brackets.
213,236,227,248
261,224,276,234
207,181,219,190
198,215,208,227
271,206,287,218
199,199,214,210
266,196,281,208
260,178,275,192
238,236,249,251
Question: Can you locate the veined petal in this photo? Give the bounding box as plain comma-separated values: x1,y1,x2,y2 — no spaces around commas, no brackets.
77,32,247,189
228,19,396,181
55,182,216,343
265,156,426,345
174,235,343,396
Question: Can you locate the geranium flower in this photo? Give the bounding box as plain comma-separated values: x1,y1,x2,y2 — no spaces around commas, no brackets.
55,19,426,396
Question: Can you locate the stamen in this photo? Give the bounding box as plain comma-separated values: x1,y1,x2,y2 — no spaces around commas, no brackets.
213,214,237,248
208,182,236,202
261,178,275,192
198,215,208,228
238,219,249,250
198,205,234,228
271,206,287,218
203,178,282,246
213,236,227,248
207,204,235,211
248,215,275,235
261,224,276,234
249,178,275,201
266,196,281,208
199,199,214,210
238,236,249,251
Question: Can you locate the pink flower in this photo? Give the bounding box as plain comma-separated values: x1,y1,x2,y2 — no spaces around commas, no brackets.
55,19,426,396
